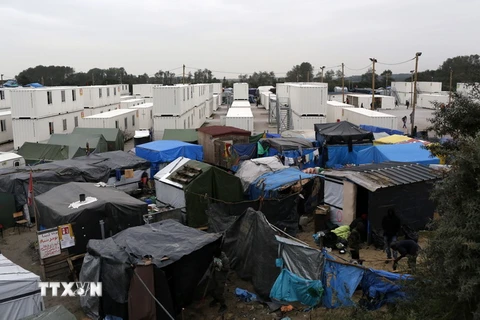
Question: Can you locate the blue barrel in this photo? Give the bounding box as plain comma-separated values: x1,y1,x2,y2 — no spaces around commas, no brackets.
115,169,122,181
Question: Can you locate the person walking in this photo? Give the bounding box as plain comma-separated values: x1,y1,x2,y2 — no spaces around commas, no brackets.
391,240,420,272
382,209,401,263
348,222,364,263
402,116,407,129
361,103,364,108
395,99,398,107
209,248,230,313
406,100,410,109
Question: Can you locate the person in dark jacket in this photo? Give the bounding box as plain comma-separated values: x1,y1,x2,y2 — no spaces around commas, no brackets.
382,209,401,262
391,240,420,272
348,222,364,261
209,248,230,313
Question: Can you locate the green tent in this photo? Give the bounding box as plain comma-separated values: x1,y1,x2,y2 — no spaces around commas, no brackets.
72,127,124,151
162,129,198,143
163,159,244,227
18,142,85,165
48,133,108,154
0,193,17,228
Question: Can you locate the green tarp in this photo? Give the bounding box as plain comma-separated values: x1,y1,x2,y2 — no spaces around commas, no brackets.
0,193,16,228
18,142,85,165
72,127,124,151
162,129,198,143
249,133,265,143
48,133,108,154
177,160,244,227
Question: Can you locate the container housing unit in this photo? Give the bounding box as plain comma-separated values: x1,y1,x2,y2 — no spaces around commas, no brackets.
80,109,138,140
0,110,12,144
120,98,146,109
233,83,249,100
417,93,449,109
153,84,212,116
231,100,251,108
292,113,326,130
288,84,328,116
81,85,121,109
225,108,254,132
10,87,84,119
342,108,397,130
133,84,156,98
0,88,11,110
83,104,119,117
12,110,83,149
326,101,353,123
128,103,153,130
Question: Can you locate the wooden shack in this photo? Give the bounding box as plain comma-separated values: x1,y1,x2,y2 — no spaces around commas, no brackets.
197,126,251,168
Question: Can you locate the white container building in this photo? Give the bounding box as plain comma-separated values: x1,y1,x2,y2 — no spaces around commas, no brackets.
0,152,25,168
417,93,449,109
231,100,251,108
10,87,84,119
133,84,156,98
0,88,12,110
120,95,135,101
342,108,397,130
83,104,120,117
80,109,138,140
212,83,222,95
292,113,327,130
288,84,328,116
119,84,130,95
326,101,353,123
129,103,153,130
120,98,146,109
12,110,83,149
81,85,121,109
153,110,197,140
417,81,442,93
153,84,212,116
0,110,13,144
260,91,271,109
225,108,254,132
213,94,219,111
233,83,249,100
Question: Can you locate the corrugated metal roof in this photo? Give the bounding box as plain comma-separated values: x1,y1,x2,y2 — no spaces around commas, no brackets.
197,125,251,137
323,162,441,192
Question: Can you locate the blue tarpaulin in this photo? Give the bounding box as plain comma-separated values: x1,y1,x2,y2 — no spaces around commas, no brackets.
356,143,439,166
232,143,257,161
266,133,281,138
360,125,403,136
324,144,372,168
135,140,203,177
361,269,411,310
322,257,364,308
248,168,317,199
270,269,324,307
24,83,44,88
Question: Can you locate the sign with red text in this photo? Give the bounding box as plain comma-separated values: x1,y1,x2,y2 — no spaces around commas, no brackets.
38,230,61,259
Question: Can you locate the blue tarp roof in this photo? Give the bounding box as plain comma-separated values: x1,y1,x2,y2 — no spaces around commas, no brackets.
135,140,203,164
356,143,439,166
359,125,404,136
248,167,317,199
24,83,44,88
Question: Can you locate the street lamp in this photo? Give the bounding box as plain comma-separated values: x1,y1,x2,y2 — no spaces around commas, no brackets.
320,66,325,83
370,58,377,110
411,52,422,135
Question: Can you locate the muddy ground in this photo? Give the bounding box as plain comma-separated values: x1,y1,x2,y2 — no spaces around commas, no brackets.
0,219,423,320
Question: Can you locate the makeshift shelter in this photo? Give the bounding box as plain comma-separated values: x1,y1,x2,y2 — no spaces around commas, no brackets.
356,143,440,166
18,142,85,165
373,134,411,145
197,126,251,168
323,162,441,231
0,254,44,319
72,127,124,151
235,157,288,191
36,182,146,255
154,157,244,227
80,220,222,320
136,140,203,178
21,305,75,320
281,129,316,140
314,122,374,168
48,133,109,154
162,129,198,143
259,137,320,169
359,125,404,136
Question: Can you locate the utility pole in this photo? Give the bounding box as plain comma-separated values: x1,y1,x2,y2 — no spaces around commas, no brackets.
409,70,414,108
385,72,389,94
320,66,325,82
411,52,422,135
341,63,345,103
369,58,377,110
449,68,453,105
182,64,185,84
0,74,3,87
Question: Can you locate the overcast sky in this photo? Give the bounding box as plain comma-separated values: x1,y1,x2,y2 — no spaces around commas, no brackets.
1,0,479,79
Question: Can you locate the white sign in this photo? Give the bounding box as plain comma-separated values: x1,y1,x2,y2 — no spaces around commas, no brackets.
39,282,102,297
38,231,61,259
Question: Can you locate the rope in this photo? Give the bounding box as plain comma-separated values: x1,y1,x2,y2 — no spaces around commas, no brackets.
183,188,302,205
133,268,175,320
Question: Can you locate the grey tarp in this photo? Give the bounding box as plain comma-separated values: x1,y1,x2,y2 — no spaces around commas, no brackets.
0,159,111,209
36,182,146,255
235,157,288,191
217,208,280,299
276,236,325,280
80,220,221,319
75,150,151,174
260,138,313,152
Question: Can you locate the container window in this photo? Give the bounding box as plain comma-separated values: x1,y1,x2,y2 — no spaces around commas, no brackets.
132,115,135,126
115,120,119,128
114,87,117,95
183,88,185,101
49,122,54,134
0,91,4,100
47,91,53,104
150,110,153,119
61,90,66,102
14,161,20,167
124,117,128,129
74,116,78,127
0,119,6,132
72,90,76,101
63,119,67,131
107,88,110,97
99,88,102,98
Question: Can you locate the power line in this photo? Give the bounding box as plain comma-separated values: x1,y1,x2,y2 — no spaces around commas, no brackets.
376,57,416,66
344,64,372,71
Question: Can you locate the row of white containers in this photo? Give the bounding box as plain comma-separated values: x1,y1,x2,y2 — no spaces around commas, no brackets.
0,88,11,109
129,103,153,129
326,101,353,123
81,109,139,140
392,81,442,93
120,98,145,109
153,83,213,116
233,83,249,100
342,108,397,130
417,93,449,109
346,94,395,110
225,108,254,132
276,83,328,116
12,110,83,149
259,91,271,109
0,110,12,144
